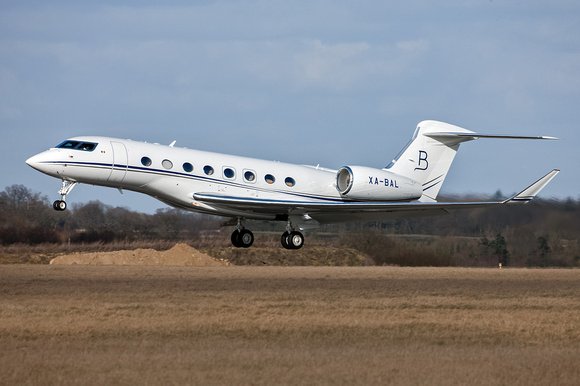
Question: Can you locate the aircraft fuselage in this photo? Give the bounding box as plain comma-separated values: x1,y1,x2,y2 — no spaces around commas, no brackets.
26,136,355,219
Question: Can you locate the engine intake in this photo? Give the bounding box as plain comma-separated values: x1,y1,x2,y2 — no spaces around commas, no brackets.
336,166,422,201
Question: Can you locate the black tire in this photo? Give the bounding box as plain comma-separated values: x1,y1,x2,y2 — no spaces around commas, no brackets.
231,230,242,248
288,231,304,249
281,231,291,249
53,200,66,211
238,229,254,248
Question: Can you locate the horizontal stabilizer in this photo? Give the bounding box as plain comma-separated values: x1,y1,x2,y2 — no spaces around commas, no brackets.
425,132,558,141
505,169,560,204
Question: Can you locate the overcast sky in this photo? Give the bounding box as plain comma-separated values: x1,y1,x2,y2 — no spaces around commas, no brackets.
1,0,578,213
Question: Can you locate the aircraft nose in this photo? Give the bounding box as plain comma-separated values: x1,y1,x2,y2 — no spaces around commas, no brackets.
26,149,67,177
25,154,42,169
25,151,56,174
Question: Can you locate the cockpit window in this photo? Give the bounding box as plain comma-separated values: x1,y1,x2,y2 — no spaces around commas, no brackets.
56,140,80,149
56,140,98,152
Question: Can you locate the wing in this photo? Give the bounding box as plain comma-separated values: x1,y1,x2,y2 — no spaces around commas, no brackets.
193,169,559,221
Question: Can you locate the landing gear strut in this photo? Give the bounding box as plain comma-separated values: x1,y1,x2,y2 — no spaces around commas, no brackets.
230,218,254,248
53,180,77,211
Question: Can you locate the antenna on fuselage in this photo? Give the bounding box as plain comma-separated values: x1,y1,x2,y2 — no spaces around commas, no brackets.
169,140,176,147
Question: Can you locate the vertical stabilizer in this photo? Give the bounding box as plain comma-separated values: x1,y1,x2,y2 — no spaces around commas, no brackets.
387,120,475,201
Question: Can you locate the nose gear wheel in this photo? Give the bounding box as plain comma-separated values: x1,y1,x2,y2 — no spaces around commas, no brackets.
52,180,77,211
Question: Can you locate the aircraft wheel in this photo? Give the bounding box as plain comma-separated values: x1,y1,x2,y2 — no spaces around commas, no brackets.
53,200,67,211
238,229,254,248
281,231,304,249
281,231,291,249
288,231,304,249
231,230,242,248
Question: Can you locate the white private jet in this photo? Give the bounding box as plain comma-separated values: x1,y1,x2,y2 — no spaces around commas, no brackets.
26,120,559,249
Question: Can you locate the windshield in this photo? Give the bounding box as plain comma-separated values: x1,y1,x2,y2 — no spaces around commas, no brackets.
56,140,98,152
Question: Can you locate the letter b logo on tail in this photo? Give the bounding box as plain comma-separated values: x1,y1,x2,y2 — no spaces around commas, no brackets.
414,150,429,171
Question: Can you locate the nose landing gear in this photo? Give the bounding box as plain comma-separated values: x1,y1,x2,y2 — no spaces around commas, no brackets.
52,180,77,211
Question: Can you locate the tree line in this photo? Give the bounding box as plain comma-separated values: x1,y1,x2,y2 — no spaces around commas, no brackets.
1,184,579,267
333,193,580,267
0,185,219,245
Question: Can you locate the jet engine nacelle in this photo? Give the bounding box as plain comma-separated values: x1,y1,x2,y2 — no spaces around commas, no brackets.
336,166,422,201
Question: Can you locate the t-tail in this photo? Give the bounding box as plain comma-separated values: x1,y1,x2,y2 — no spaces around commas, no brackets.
386,120,558,201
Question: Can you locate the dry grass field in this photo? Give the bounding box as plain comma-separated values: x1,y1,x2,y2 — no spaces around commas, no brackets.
1,266,579,385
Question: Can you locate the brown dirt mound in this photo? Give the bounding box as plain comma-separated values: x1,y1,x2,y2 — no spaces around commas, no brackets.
49,243,229,267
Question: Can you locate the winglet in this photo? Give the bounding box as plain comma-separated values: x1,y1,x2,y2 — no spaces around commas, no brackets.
504,169,560,204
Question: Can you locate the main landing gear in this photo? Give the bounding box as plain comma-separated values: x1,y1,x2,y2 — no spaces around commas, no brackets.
231,228,255,248
52,180,77,211
231,218,254,248
280,231,304,250
230,218,304,250
280,218,304,249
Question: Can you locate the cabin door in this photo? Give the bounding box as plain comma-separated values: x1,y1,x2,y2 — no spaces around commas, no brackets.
108,141,128,185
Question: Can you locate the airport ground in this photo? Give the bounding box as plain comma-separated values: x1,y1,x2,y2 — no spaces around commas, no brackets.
1,265,579,385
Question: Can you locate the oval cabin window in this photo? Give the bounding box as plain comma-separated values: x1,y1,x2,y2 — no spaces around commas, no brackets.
244,170,256,182
223,168,235,179
204,165,214,175
162,159,173,169
183,162,193,173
